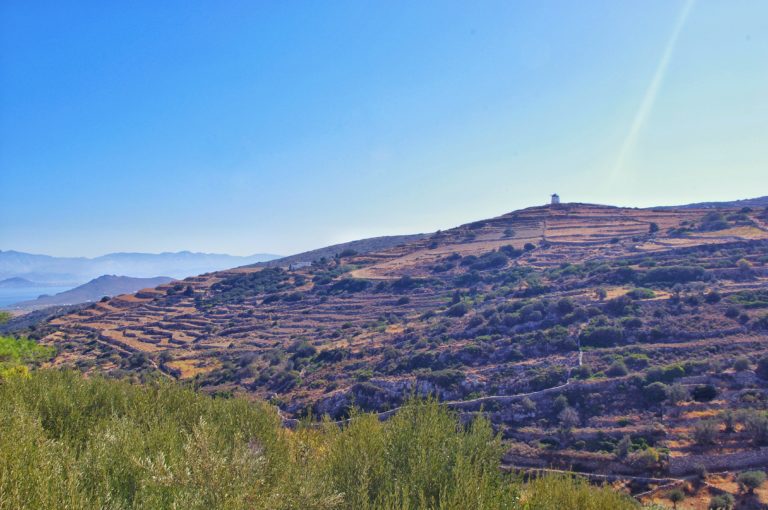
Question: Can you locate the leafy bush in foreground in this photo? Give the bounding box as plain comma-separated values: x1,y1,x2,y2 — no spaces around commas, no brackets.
0,370,640,509
0,335,55,379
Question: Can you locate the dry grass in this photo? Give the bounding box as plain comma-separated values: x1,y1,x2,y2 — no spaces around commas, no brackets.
166,358,222,379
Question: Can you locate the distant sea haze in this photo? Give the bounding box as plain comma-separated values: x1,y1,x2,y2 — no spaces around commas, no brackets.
0,250,281,286
0,285,73,308
0,251,281,309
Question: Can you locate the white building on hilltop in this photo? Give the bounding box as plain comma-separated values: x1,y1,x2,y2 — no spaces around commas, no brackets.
551,193,560,205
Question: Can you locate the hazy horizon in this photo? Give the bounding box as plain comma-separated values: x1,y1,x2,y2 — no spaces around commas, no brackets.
3,1,767,257
0,248,281,259
1,193,766,259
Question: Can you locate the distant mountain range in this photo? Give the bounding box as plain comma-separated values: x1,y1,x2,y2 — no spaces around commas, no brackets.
0,277,51,288
8,275,175,310
0,250,280,286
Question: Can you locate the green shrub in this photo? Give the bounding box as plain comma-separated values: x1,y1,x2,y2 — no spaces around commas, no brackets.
521,475,635,510
469,251,508,271
642,266,706,286
692,384,717,402
580,326,623,348
606,360,629,377
668,383,688,406
572,365,592,380
743,411,768,445
645,363,686,384
614,435,632,459
626,288,655,300
733,357,751,371
755,314,768,331
0,371,639,510
704,291,721,304
692,420,719,446
552,394,569,414
727,290,768,308
643,382,669,404
604,296,634,317
207,267,290,304
0,335,55,379
625,353,650,369
757,356,768,379
422,369,465,388
289,340,317,359
698,212,730,232
709,493,734,509
667,488,684,508
529,366,567,391
330,278,371,294
500,244,523,258
737,470,766,494
446,302,470,317
627,447,661,470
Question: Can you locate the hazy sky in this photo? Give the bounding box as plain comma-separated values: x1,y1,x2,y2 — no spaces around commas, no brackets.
2,1,767,257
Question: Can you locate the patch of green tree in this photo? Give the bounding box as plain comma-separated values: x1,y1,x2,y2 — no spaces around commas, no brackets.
642,266,707,286
727,289,768,308
0,335,55,379
0,370,640,509
328,278,371,294
205,268,291,305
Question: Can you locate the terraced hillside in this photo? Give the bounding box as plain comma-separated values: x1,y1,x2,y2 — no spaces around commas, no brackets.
35,202,768,486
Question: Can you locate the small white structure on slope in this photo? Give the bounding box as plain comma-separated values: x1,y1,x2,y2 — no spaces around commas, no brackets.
551,193,560,205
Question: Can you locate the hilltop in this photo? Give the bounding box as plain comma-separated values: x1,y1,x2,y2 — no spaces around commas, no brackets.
253,233,429,269
656,195,768,210
32,200,768,493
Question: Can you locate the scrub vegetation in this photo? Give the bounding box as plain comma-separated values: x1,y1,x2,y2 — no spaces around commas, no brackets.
11,201,768,506
0,335,54,379
0,369,638,510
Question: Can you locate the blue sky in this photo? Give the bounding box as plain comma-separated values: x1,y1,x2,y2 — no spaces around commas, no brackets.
1,1,766,257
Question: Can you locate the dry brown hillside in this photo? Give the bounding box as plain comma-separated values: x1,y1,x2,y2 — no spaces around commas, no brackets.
35,202,768,486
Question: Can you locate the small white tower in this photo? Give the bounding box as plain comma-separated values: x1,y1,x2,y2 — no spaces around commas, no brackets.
551,193,560,205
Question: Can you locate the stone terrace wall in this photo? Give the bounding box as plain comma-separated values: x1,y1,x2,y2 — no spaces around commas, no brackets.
669,447,768,476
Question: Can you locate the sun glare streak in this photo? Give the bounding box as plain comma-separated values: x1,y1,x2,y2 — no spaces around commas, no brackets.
611,0,695,180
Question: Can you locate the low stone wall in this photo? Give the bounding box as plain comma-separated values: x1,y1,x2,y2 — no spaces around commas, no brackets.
676,375,711,385
669,447,768,475
502,451,643,476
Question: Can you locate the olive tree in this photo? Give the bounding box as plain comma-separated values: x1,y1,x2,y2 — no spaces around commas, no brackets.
737,470,766,494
